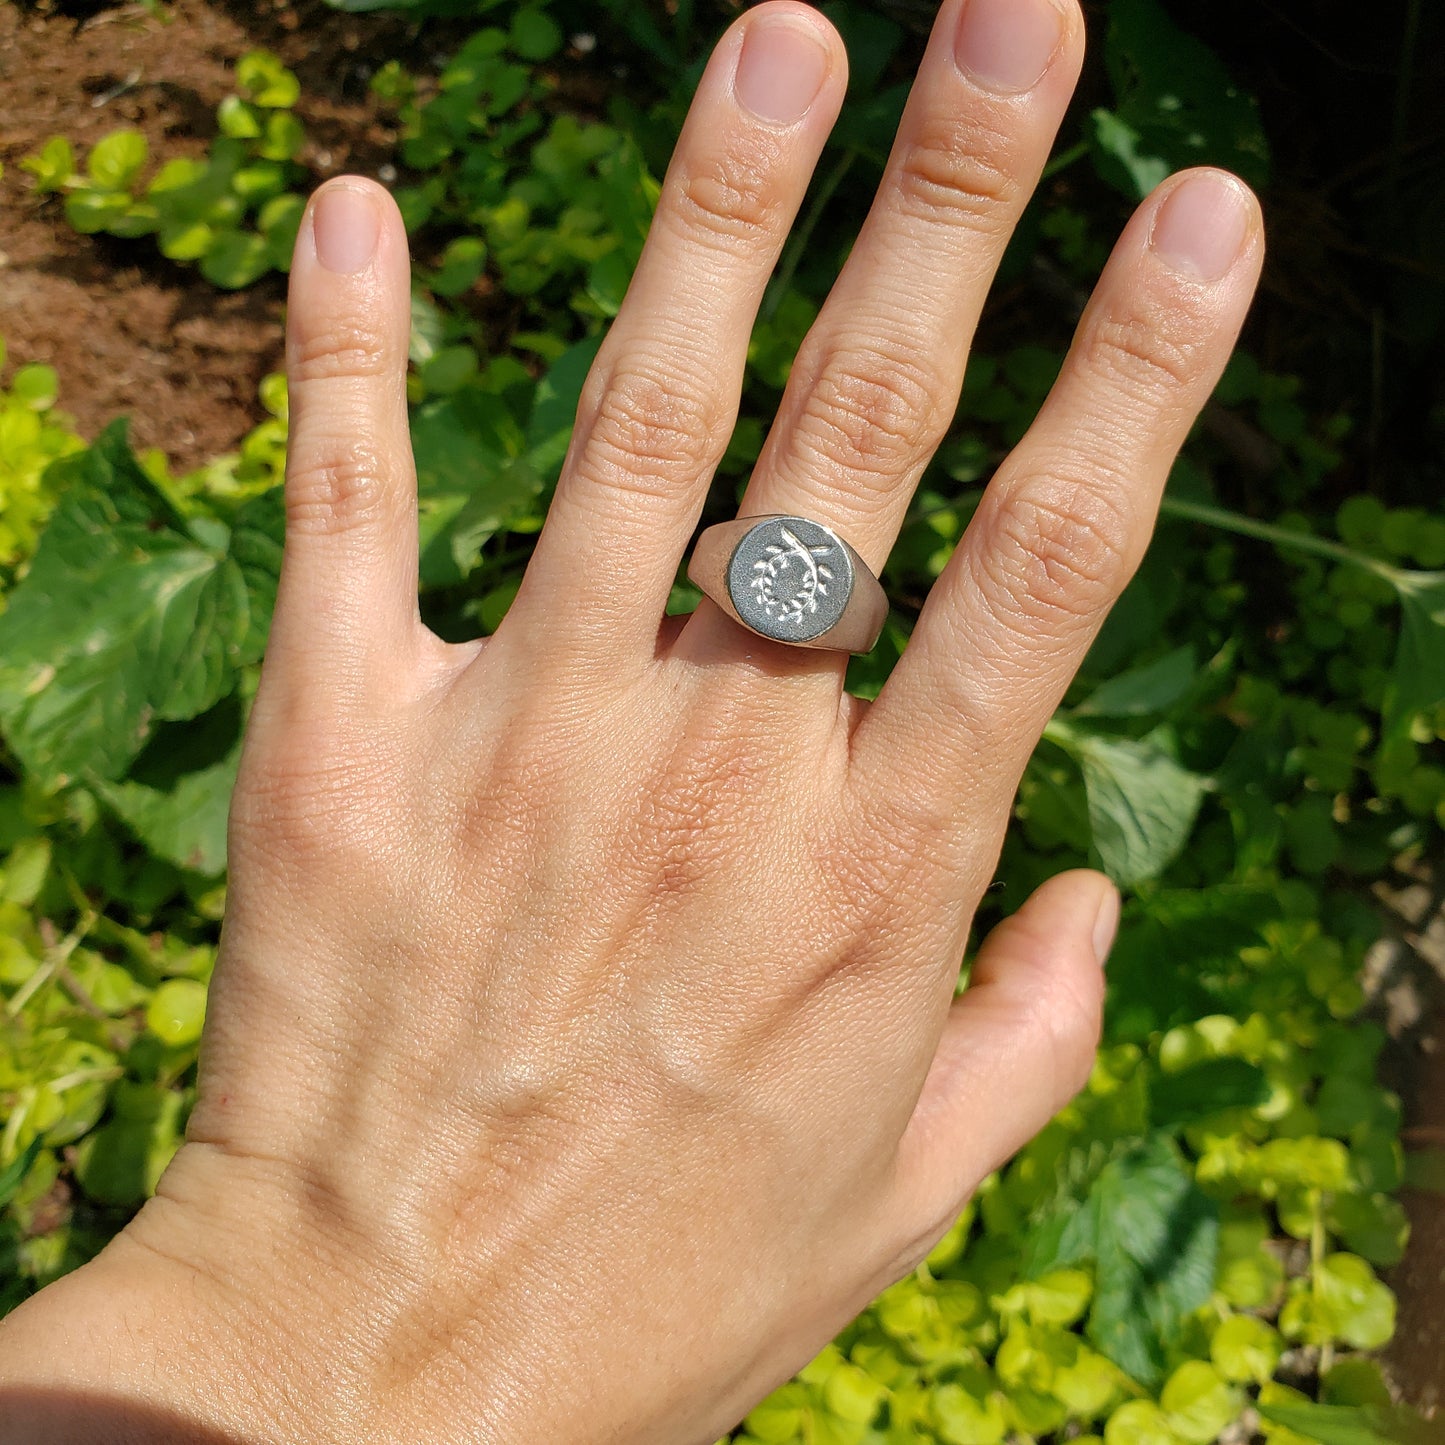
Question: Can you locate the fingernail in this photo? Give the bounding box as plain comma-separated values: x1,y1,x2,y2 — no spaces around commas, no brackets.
1150,171,1252,281
954,0,1065,95
734,16,830,125
1091,886,1120,968
311,183,381,275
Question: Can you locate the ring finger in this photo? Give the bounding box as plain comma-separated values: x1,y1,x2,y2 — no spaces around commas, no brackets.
678,0,1084,663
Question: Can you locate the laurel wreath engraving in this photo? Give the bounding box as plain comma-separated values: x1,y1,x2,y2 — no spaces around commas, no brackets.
749,524,836,625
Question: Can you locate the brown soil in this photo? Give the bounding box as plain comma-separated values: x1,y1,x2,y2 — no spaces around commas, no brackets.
0,0,419,471
1371,860,1445,1412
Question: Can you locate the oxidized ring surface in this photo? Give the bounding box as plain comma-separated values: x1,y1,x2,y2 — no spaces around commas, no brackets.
686,514,888,654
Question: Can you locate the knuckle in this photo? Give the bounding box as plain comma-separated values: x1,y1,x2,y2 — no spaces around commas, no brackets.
895,114,1020,227
668,138,786,247
977,476,1135,627
285,444,393,537
1078,306,1201,401
573,359,731,502
791,342,950,502
288,317,393,386
230,734,397,879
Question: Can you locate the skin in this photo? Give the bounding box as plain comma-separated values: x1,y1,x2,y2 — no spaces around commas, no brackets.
0,2,1263,1441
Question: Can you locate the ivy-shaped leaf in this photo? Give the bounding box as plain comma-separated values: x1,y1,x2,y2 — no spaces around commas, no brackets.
0,423,282,788
1032,1134,1219,1389
1046,720,1209,887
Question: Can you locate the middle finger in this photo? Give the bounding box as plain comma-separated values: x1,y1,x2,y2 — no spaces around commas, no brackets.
679,0,1083,657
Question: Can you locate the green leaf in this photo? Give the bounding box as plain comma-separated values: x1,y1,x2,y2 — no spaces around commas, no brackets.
1149,1058,1269,1128
526,334,602,481
10,365,60,412
1093,0,1269,200
145,978,209,1047
1104,1400,1182,1445
411,398,536,588
257,110,306,162
0,425,281,788
1315,1253,1397,1349
1257,1402,1440,1445
86,129,149,190
200,230,272,289
932,1380,1008,1445
64,188,132,235
428,235,488,297
1161,1361,1239,1445
1322,1360,1394,1409
1383,570,1445,739
1211,1314,1283,1384
258,192,307,268
508,6,562,60
1090,108,1170,200
0,1139,43,1208
1048,721,1209,887
1077,647,1197,717
1328,1191,1410,1268
93,696,245,877
235,50,301,109
745,1382,810,1442
73,1086,185,1207
21,135,75,194
216,95,263,140
1035,1135,1218,1388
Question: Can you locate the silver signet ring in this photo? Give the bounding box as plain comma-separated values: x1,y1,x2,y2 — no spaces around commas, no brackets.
686,514,888,654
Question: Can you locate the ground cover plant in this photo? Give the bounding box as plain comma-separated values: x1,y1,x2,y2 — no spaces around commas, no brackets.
2,0,1444,1439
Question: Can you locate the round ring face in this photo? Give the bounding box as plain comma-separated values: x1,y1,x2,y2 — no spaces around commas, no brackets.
726,516,854,644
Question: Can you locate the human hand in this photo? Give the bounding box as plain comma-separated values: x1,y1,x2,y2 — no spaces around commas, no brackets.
0,1,1262,1440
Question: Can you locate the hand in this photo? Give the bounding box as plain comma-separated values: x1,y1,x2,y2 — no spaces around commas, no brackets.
0,1,1262,1440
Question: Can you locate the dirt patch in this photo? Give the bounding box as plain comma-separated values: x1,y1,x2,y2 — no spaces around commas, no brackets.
1371,860,1445,1412
0,0,420,470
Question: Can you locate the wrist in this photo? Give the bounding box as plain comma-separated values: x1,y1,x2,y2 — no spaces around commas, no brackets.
0,1202,318,1445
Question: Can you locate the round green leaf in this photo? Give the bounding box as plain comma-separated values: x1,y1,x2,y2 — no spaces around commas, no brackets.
258,111,306,163
1316,1252,1397,1349
235,49,300,108
509,6,563,60
1104,1400,1181,1445
821,1363,885,1424
932,1381,1007,1445
1161,1361,1239,1445
146,978,208,1047
429,235,487,298
1328,1191,1410,1267
1321,1357,1392,1407
744,1382,808,1442
10,365,59,412
200,230,272,289
1210,1314,1283,1384
64,188,132,235
1053,1347,1122,1419
159,219,216,262
86,129,148,190
217,95,263,140
21,135,75,194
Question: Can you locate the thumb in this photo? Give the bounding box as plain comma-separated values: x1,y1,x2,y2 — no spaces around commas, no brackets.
889,869,1118,1265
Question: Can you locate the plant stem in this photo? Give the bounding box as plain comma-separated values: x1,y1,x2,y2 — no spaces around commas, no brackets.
763,148,857,324
1157,496,1401,583
1042,139,1090,180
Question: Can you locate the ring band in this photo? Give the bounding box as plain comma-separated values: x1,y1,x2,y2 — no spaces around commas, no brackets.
687,514,888,654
